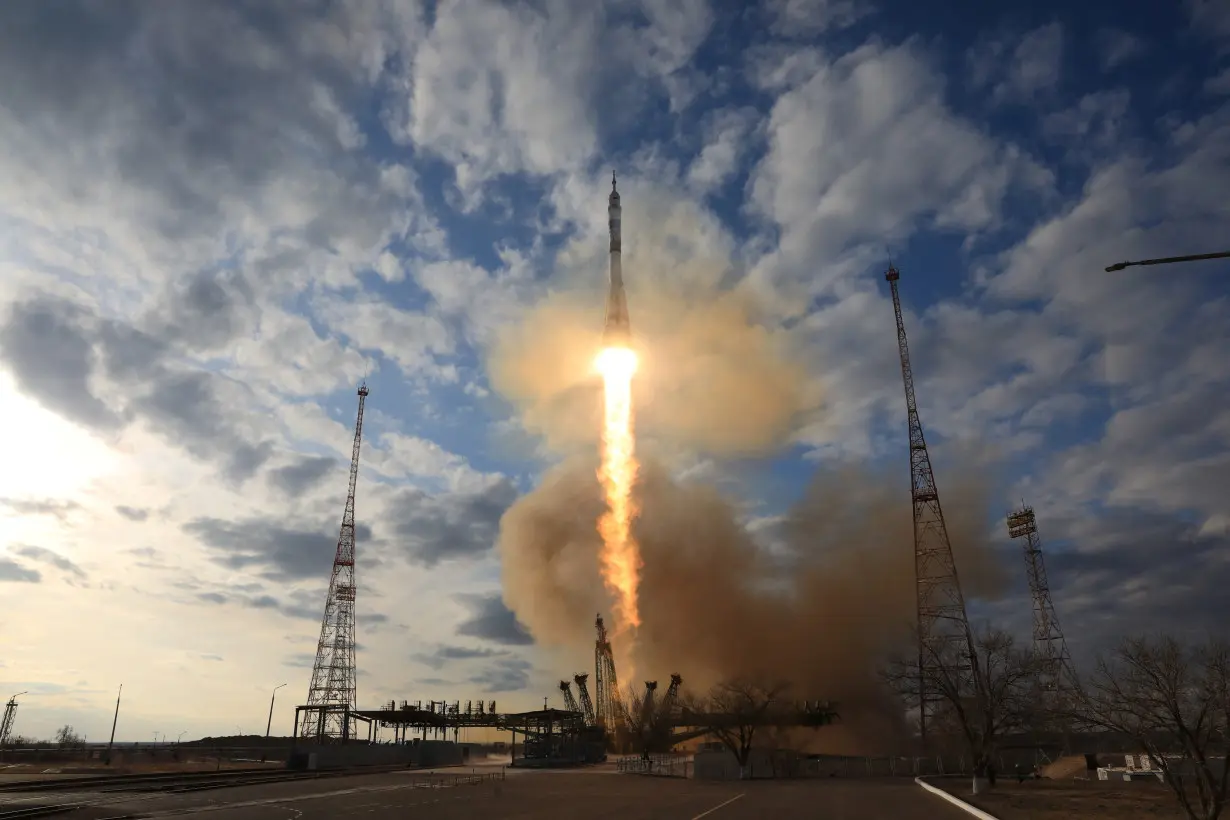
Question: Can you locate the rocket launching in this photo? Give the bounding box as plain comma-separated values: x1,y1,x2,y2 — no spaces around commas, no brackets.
602,172,631,345
594,171,642,680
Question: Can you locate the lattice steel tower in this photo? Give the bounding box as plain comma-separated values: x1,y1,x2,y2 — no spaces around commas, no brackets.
299,382,368,740
1006,504,1078,691
594,614,621,730
885,264,977,743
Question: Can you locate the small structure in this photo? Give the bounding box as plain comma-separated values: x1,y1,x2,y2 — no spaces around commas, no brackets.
507,708,605,767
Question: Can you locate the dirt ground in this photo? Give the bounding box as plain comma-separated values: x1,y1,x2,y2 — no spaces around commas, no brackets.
939,777,1187,820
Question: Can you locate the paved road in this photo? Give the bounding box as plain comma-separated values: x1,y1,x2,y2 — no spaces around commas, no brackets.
30,769,972,820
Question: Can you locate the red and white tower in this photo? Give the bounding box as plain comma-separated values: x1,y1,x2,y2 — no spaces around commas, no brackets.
299,382,368,740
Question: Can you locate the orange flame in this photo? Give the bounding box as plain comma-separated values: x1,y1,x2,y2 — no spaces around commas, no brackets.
595,346,641,678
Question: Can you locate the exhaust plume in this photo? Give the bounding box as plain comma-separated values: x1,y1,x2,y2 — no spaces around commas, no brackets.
498,456,1006,752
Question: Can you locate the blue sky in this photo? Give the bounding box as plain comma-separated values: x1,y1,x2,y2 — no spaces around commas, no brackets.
0,0,1228,746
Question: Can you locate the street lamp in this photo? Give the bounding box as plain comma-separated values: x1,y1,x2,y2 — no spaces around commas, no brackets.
177,731,186,745
1105,250,1230,272
265,684,287,738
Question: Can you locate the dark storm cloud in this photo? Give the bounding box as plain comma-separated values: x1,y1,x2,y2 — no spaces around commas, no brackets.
386,479,519,566
269,456,338,497
455,593,534,646
0,294,276,482
184,516,375,582
115,506,150,522
413,645,504,670
468,658,533,693
11,545,85,578
0,558,40,583
0,298,122,430
0,497,81,520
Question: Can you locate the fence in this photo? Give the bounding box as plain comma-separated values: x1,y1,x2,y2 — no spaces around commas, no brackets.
618,751,1046,780
617,754,691,777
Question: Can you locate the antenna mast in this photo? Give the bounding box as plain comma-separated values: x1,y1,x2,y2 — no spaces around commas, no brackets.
299,381,368,740
885,264,977,745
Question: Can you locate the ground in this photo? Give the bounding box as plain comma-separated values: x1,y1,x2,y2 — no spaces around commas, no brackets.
0,766,970,819
937,776,1187,820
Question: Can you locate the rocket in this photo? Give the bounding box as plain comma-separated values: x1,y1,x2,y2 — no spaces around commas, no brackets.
602,171,631,346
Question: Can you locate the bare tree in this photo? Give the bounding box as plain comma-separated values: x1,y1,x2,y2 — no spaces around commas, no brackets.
54,725,84,749
681,678,792,779
1075,636,1229,820
882,626,1046,784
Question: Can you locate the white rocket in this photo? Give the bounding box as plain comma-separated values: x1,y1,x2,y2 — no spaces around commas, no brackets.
602,171,631,345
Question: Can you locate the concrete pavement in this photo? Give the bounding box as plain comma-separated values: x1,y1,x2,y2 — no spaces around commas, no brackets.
25,769,976,819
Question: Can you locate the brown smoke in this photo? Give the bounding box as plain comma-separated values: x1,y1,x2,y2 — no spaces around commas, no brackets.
498,455,1007,754
490,185,1007,752
487,287,817,459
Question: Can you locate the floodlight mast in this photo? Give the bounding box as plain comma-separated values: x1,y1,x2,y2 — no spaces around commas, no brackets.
1105,251,1230,272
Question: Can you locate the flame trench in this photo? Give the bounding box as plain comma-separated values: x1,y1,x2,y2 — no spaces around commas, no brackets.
595,346,642,676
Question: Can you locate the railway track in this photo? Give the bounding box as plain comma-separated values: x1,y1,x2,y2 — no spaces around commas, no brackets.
0,767,501,819
0,766,389,819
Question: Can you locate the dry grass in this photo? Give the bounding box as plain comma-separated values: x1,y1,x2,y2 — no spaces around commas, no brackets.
938,777,1187,820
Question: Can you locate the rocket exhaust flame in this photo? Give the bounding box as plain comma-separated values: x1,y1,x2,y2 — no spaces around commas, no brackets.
596,345,641,680
594,172,642,679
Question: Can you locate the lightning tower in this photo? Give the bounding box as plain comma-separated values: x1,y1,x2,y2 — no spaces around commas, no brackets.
885,265,976,743
1006,504,1078,692
299,382,369,740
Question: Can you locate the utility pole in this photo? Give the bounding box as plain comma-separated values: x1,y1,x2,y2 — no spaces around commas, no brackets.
1105,250,1230,272
885,264,977,747
266,683,287,737
105,684,122,765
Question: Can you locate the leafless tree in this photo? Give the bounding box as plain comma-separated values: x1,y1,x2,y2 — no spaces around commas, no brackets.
882,626,1047,782
1074,636,1229,820
54,725,84,749
680,678,792,778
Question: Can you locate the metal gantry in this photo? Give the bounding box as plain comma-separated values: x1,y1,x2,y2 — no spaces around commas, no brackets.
299,382,369,741
573,674,596,726
885,264,977,744
593,615,621,730
1006,504,1079,692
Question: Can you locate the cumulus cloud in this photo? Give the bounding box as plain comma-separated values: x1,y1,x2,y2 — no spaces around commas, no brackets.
0,0,1227,746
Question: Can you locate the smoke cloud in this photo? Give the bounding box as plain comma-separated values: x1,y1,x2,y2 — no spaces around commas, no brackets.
498,455,1007,753
488,286,818,459
489,181,1008,752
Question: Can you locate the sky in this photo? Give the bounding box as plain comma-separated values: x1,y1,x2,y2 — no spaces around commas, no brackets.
1,0,1228,744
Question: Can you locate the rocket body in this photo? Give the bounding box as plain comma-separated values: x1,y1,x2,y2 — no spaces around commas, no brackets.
603,173,631,346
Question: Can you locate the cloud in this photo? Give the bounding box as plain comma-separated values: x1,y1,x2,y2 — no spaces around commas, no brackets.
455,593,535,646
184,517,375,582
268,456,337,497
1095,28,1146,71
0,558,40,583
10,545,85,579
0,497,81,520
115,506,150,522
385,479,519,566
469,657,533,693
747,39,1052,314
413,644,505,670
765,0,872,36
